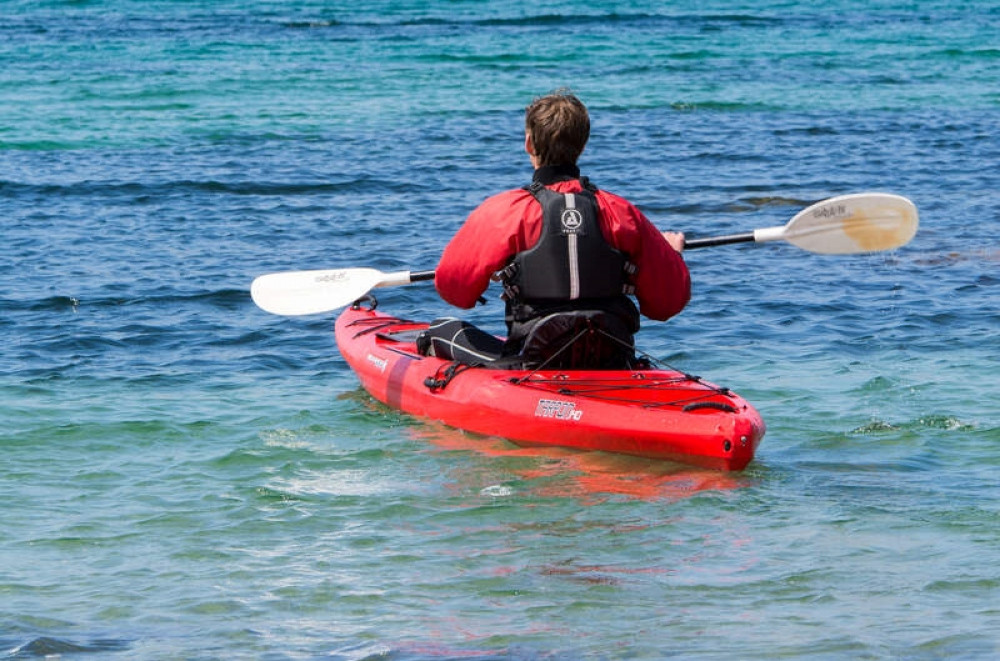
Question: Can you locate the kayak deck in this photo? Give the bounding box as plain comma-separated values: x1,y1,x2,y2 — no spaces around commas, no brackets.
335,303,765,471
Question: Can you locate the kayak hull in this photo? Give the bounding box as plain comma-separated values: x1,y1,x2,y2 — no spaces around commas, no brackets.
335,304,765,471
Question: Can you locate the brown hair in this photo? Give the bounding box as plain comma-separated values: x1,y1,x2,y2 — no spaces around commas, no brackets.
524,91,590,166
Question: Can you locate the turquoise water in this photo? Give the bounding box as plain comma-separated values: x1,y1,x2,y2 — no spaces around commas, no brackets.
2,1,999,658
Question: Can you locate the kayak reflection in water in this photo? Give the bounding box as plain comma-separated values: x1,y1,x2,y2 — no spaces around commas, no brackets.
419,90,690,370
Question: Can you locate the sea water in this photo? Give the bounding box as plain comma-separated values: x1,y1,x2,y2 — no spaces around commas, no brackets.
2,1,998,659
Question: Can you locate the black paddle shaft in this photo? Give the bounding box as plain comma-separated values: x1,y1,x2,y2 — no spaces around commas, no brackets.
410,270,437,282
684,232,756,249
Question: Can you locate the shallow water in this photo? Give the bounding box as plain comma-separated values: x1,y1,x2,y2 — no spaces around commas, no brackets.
2,1,999,659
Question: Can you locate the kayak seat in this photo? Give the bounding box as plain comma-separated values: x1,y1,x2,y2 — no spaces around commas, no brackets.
516,310,635,370
416,311,636,371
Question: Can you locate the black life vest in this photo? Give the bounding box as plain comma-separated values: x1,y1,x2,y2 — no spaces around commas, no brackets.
495,178,641,365
502,180,632,310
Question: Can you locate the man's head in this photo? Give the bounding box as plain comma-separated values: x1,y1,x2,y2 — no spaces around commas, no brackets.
524,91,590,167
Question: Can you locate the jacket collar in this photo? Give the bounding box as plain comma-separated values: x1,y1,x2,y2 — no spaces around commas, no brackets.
532,164,580,185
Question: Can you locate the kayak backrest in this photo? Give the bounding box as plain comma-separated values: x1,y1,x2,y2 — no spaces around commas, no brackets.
518,310,635,370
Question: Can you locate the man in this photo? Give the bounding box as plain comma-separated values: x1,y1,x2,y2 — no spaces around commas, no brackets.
422,91,690,369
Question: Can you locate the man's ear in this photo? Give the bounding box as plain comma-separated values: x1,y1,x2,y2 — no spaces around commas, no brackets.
524,132,535,155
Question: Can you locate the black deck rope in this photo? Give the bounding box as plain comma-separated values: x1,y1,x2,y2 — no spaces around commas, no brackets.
499,322,739,409
351,294,378,310
509,325,594,383
349,317,415,339
424,360,481,392
346,296,417,338
516,377,736,410
515,364,736,410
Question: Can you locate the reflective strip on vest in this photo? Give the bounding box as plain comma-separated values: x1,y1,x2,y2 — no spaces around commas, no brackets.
565,193,580,299
507,181,627,305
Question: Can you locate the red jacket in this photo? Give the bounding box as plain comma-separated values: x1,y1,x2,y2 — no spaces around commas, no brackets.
436,176,690,322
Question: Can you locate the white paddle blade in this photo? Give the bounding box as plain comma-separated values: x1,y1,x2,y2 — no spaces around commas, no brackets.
765,193,919,254
251,268,409,316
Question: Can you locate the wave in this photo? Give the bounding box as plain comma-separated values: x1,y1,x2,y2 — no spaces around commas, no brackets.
850,415,977,435
0,176,423,199
4,634,130,657
935,47,1000,59
0,288,250,313
15,5,789,35
282,12,786,31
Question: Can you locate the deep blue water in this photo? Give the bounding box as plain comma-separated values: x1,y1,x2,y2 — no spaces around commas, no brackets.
2,2,999,659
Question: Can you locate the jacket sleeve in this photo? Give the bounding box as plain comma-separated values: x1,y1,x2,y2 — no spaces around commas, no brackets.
598,193,691,321
435,190,536,309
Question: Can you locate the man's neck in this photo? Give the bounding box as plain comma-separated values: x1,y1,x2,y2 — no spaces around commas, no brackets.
532,164,580,185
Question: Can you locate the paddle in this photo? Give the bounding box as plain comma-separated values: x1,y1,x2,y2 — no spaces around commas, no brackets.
683,192,918,252
251,192,917,316
250,268,436,317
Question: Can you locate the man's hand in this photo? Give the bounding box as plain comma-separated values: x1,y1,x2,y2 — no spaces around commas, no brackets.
661,231,685,253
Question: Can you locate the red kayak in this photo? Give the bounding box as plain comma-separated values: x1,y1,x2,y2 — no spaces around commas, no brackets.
335,302,765,471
